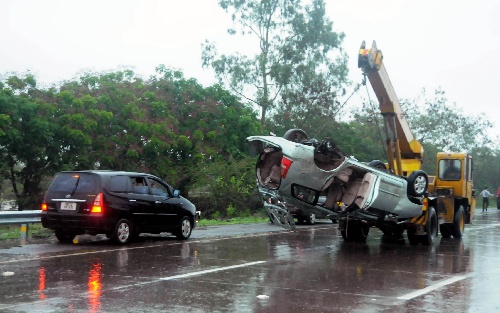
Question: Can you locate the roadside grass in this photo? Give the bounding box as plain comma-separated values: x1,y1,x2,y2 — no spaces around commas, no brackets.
198,215,268,227
0,214,269,240
0,224,53,240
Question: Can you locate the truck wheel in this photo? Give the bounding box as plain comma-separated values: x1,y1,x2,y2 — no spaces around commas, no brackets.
175,216,193,240
439,224,452,238
422,207,438,245
111,218,134,244
283,129,308,143
55,230,75,243
407,170,428,197
451,206,465,238
305,213,316,225
340,219,369,242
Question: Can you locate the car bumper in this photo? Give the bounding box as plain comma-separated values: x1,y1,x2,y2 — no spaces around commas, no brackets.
41,212,111,233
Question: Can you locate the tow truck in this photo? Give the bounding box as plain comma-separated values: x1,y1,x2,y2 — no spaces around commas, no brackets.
358,40,476,243
247,41,475,245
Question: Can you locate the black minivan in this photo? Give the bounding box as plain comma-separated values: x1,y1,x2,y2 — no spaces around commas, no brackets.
41,171,199,244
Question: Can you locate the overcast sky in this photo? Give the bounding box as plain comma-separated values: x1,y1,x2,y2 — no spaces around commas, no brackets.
2,0,500,136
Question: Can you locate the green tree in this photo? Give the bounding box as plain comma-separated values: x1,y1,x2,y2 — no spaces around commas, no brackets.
400,88,492,152
0,75,64,209
187,157,261,217
1,68,263,209
202,0,349,127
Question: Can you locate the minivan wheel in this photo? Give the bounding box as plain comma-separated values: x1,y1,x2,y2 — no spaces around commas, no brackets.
175,217,192,240
112,218,133,244
55,230,75,243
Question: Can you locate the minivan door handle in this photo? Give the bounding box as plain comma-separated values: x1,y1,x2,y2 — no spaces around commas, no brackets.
129,199,137,202
155,201,161,204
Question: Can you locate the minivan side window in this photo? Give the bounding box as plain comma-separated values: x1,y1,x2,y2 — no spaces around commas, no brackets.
109,176,131,193
131,176,149,194
146,178,170,197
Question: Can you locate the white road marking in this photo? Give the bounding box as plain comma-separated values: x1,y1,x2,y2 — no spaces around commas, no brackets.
397,276,467,300
111,261,266,291
465,223,500,231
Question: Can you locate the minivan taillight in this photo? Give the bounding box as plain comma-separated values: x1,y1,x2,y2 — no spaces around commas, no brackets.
41,203,47,211
91,193,104,213
281,157,293,179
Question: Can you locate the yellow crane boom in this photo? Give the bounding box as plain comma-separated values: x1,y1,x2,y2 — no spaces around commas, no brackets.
358,40,423,176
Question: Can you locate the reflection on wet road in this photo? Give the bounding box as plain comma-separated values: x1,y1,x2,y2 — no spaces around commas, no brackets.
1,213,500,312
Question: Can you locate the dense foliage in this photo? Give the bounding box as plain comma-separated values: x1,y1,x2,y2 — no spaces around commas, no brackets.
0,69,262,210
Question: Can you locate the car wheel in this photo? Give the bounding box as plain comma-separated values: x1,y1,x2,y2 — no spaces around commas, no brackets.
422,207,438,245
368,160,387,171
340,219,370,242
406,227,420,245
305,213,316,225
55,230,75,243
283,129,308,143
112,218,133,244
451,206,465,238
439,224,452,238
407,170,429,197
379,224,405,238
175,216,192,240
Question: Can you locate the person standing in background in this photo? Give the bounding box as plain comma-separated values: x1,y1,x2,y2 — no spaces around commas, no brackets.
496,187,500,209
480,187,492,212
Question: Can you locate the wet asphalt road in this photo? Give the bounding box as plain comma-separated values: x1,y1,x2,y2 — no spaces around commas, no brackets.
1,211,500,313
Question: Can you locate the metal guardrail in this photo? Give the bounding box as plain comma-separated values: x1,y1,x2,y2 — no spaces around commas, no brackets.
0,210,42,244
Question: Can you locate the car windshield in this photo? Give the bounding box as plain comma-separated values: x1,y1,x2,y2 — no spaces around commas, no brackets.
48,173,96,193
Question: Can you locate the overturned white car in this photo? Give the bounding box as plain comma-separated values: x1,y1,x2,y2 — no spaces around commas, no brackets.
248,129,430,242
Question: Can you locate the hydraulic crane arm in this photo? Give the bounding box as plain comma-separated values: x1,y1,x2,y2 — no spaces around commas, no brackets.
358,40,423,176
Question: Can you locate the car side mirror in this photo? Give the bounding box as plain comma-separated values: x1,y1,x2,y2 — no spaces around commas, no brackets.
173,190,180,197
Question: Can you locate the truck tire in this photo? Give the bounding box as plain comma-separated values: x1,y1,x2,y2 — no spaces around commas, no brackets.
407,170,428,197
451,206,465,238
407,207,438,245
422,207,438,245
439,224,452,238
283,129,308,143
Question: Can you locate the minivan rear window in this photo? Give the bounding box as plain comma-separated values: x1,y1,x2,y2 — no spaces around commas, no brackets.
48,173,96,193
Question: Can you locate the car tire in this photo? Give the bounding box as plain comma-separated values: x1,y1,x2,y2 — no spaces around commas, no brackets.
340,219,370,242
451,206,465,238
175,216,193,240
283,129,308,143
368,160,387,171
407,170,428,197
111,218,134,245
379,224,405,238
407,227,420,245
55,230,75,243
422,207,438,245
305,213,316,225
439,224,452,238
